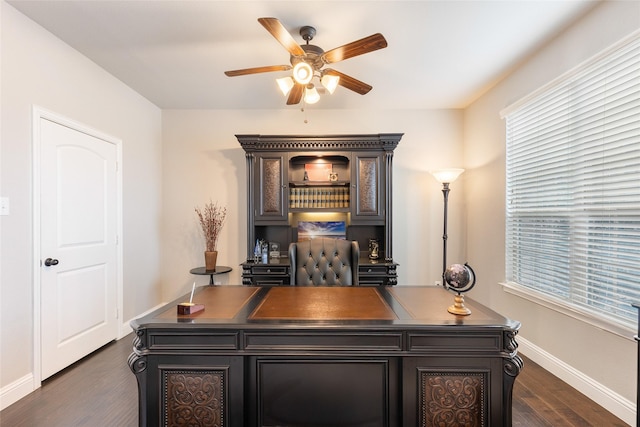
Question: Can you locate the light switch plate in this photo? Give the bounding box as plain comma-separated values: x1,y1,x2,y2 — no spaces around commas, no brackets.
0,197,9,215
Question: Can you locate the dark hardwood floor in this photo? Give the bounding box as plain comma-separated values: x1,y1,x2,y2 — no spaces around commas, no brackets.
0,334,628,426
511,356,628,427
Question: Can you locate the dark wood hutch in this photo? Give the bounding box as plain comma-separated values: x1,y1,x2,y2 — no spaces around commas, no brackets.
237,133,403,286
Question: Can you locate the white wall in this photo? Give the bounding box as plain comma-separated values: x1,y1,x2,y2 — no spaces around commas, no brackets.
0,1,163,408
464,1,639,423
161,109,465,299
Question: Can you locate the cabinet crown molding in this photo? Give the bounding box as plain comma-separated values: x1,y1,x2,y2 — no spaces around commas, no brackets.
237,133,403,152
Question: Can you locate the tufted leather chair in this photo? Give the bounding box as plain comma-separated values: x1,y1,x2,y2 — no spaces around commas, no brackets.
289,238,360,286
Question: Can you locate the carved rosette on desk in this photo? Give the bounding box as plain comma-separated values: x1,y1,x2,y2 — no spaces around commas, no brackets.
421,371,486,426
163,369,225,427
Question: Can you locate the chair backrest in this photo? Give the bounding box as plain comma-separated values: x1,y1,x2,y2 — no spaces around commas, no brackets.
289,238,360,286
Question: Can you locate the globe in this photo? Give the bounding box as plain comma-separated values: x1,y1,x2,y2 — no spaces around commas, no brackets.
444,263,476,293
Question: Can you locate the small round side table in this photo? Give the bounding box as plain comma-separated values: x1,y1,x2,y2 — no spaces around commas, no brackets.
190,266,232,285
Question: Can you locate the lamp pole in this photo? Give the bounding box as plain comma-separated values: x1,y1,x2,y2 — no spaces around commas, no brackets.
441,182,450,282
429,169,464,285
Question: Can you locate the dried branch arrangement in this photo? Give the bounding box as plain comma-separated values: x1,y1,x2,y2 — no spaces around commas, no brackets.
195,201,227,252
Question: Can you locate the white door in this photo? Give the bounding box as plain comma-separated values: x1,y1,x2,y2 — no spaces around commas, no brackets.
39,117,119,380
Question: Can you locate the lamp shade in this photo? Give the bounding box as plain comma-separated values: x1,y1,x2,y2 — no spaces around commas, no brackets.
321,74,340,94
429,168,465,184
304,84,320,104
276,77,294,96
292,62,313,85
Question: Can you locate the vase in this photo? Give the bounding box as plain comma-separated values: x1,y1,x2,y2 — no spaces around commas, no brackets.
204,251,218,271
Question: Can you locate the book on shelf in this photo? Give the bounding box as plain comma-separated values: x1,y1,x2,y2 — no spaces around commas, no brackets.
289,186,350,209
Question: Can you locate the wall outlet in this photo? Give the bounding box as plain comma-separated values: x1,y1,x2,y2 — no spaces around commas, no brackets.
434,280,442,287
0,197,9,216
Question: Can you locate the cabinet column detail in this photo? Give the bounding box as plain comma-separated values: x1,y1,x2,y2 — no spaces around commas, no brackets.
245,152,255,258
385,151,394,260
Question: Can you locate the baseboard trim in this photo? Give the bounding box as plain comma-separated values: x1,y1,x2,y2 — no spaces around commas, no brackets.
518,336,635,426
120,302,166,339
0,374,35,411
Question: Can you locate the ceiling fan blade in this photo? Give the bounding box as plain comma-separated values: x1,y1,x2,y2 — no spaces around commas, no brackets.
287,83,304,105
224,65,292,77
323,69,372,95
258,17,306,57
322,33,387,64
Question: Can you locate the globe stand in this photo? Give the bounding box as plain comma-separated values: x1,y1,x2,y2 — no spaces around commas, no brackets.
448,293,471,316
443,263,476,316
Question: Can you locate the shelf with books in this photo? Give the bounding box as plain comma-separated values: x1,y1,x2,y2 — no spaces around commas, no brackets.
289,185,350,210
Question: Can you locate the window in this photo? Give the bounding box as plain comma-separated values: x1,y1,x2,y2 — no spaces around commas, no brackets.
503,33,640,332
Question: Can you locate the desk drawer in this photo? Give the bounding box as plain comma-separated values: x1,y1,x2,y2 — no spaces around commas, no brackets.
359,279,385,286
149,332,240,350
254,277,288,286
360,265,389,275
407,332,501,352
244,331,403,351
252,265,288,275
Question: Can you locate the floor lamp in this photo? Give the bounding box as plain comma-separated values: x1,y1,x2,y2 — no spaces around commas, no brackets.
429,168,465,283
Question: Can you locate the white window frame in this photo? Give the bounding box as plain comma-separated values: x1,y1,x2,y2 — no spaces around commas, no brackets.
501,31,640,339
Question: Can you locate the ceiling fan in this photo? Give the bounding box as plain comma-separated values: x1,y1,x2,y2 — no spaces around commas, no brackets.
224,17,388,105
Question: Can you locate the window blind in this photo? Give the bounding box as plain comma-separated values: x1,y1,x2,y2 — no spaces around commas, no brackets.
505,33,640,330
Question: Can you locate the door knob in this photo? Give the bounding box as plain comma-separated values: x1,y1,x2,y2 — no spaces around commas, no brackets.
44,258,59,266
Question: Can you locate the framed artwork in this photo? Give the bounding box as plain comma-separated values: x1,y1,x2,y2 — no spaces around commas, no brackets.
297,221,346,241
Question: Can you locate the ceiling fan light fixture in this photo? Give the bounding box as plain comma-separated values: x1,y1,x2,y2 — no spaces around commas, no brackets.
321,74,340,94
293,62,314,85
276,76,294,96
224,18,386,106
304,84,320,104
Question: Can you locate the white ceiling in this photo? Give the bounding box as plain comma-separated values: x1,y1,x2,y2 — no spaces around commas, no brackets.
8,0,599,110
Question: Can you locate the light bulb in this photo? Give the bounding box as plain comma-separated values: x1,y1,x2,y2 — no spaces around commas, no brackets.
293,62,313,85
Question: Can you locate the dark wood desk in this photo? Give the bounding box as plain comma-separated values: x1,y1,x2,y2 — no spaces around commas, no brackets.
129,286,522,427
